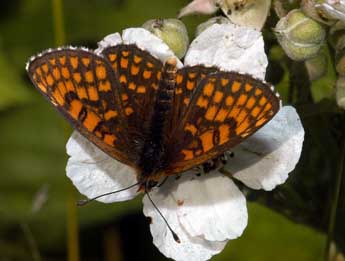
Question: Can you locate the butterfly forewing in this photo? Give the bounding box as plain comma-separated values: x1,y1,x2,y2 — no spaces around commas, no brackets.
102,45,163,149
27,48,138,167
165,71,280,175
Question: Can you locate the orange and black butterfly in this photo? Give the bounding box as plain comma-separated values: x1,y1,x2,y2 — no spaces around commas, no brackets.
27,44,280,191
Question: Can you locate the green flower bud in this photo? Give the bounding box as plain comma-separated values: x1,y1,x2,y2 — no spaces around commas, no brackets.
305,50,328,80
142,18,189,59
195,16,230,37
336,76,345,109
274,9,326,61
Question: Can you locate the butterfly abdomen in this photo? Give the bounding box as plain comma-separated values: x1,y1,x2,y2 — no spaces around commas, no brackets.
139,58,177,181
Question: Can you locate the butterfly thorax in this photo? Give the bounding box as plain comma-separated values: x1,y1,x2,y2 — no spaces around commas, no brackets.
138,57,177,190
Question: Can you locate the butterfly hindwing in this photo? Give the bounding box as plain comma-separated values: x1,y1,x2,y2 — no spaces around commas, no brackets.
27,48,139,167
165,71,280,175
102,45,163,149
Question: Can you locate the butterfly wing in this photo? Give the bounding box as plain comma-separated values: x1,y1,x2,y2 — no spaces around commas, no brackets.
165,71,281,175
101,44,163,150
27,48,138,167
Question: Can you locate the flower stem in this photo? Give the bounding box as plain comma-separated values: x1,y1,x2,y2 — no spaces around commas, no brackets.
324,134,345,260
52,0,65,46
51,1,80,261
66,185,80,261
103,227,124,261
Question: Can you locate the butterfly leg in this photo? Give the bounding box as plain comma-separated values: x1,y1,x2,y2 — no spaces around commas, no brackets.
225,151,235,159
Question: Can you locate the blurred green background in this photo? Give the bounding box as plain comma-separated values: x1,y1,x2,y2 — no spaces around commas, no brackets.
0,0,344,260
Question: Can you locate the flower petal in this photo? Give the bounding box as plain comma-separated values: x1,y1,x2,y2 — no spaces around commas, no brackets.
143,171,247,260
220,0,271,30
175,172,248,241
224,106,305,190
122,27,183,68
184,23,267,79
66,131,138,203
143,181,226,261
95,32,123,54
178,0,219,18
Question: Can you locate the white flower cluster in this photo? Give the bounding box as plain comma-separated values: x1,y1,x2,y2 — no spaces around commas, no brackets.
66,24,304,261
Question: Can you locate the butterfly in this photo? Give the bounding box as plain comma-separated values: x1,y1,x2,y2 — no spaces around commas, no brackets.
27,44,280,192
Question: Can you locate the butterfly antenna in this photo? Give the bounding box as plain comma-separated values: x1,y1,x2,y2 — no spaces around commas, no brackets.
77,182,139,206
145,189,181,243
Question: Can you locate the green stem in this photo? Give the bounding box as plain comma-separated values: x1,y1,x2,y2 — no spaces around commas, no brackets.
66,185,80,261
324,135,345,260
51,1,80,261
52,0,65,46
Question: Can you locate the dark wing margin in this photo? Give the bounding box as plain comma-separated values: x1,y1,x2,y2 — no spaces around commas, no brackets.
27,48,139,167
165,71,281,175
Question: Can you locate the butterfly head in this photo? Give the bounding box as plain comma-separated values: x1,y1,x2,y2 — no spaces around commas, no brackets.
165,56,177,67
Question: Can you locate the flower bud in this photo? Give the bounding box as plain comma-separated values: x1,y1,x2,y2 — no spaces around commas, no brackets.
195,16,230,36
315,0,345,22
274,9,326,61
305,50,328,80
142,19,189,59
336,76,345,109
301,0,336,25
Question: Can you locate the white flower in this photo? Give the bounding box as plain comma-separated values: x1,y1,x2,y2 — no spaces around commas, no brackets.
66,24,305,261
178,0,271,30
